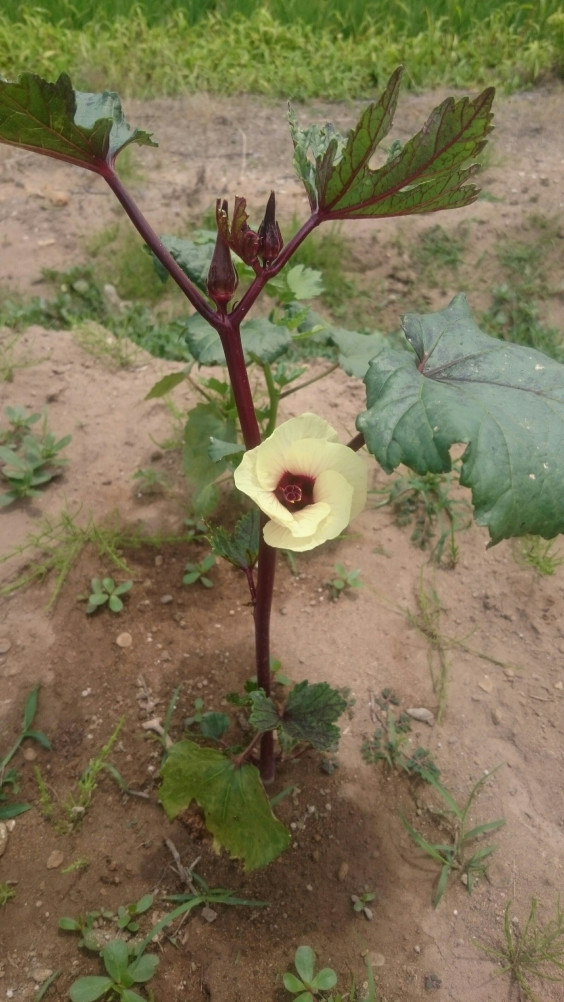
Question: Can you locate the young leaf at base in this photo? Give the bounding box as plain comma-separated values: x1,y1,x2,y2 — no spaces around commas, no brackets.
160,741,290,869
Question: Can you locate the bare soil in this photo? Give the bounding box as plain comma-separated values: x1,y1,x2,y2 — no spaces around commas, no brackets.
1,84,564,1002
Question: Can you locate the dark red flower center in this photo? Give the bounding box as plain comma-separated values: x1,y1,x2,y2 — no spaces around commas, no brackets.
275,471,315,512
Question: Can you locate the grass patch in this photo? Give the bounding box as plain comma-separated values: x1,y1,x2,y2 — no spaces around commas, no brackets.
477,898,564,1002
0,4,561,99
482,220,564,361
0,507,193,607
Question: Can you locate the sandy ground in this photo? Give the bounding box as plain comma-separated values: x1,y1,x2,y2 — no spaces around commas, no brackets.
1,81,564,1002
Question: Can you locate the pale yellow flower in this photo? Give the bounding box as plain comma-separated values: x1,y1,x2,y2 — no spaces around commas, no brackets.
234,413,367,552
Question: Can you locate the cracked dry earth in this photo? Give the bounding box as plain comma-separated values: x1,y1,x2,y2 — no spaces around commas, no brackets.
1,82,564,1002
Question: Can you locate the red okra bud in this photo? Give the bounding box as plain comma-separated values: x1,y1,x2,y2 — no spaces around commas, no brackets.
207,199,238,309
257,191,283,266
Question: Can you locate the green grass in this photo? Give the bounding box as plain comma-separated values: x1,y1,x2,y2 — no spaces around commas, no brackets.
0,3,561,99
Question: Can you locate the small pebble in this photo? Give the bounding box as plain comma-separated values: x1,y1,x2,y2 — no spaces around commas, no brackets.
116,632,132,648
31,969,53,983
478,676,493,693
160,594,173,604
46,850,64,869
338,862,349,881
0,638,11,654
406,707,434,726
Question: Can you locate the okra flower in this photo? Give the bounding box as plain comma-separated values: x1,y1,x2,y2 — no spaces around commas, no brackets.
234,413,368,552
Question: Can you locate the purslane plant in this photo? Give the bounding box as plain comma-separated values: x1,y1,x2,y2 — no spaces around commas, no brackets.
1,68,563,869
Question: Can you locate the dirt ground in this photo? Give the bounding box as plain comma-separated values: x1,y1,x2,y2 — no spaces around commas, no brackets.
1,82,564,1002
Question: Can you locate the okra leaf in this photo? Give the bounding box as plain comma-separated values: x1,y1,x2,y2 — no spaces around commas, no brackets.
358,295,564,544
281,681,347,751
290,66,494,218
248,691,280,733
160,741,290,870
209,509,260,569
0,73,156,171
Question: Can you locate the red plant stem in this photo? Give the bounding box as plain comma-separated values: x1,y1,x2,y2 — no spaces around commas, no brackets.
231,213,320,327
254,525,277,783
102,169,302,783
215,315,262,449
102,169,217,326
348,431,366,452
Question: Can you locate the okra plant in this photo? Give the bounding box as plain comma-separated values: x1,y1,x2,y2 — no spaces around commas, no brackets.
1,67,563,869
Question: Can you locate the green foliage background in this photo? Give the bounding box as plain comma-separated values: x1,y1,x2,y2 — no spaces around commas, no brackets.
0,1,562,98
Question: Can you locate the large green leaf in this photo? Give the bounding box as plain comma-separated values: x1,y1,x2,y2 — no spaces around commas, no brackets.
160,741,290,870
358,295,564,543
0,73,156,170
185,316,291,366
290,66,494,219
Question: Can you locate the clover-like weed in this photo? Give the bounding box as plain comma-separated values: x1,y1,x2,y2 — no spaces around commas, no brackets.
68,939,159,1002
182,553,215,587
283,945,337,1001
326,563,362,601
85,577,133,614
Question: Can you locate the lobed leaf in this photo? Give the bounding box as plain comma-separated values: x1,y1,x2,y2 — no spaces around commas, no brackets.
0,73,156,172
358,295,564,544
160,741,290,870
290,66,494,219
208,509,260,570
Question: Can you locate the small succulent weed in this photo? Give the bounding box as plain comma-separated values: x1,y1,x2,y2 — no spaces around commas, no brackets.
326,563,362,601
283,945,337,1001
182,553,216,587
351,891,375,920
0,405,71,506
0,882,16,906
476,897,564,1002
68,939,159,1002
61,894,154,951
85,577,133,614
402,767,505,907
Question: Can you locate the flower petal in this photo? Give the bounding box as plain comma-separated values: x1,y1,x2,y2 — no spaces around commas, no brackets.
313,469,355,539
233,413,368,553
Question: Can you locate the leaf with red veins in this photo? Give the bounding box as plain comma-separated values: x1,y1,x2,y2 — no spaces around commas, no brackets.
291,66,494,220
0,72,156,174
323,83,495,218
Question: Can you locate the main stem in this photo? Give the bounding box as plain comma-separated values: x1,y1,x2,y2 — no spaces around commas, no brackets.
101,172,315,784
217,320,277,781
